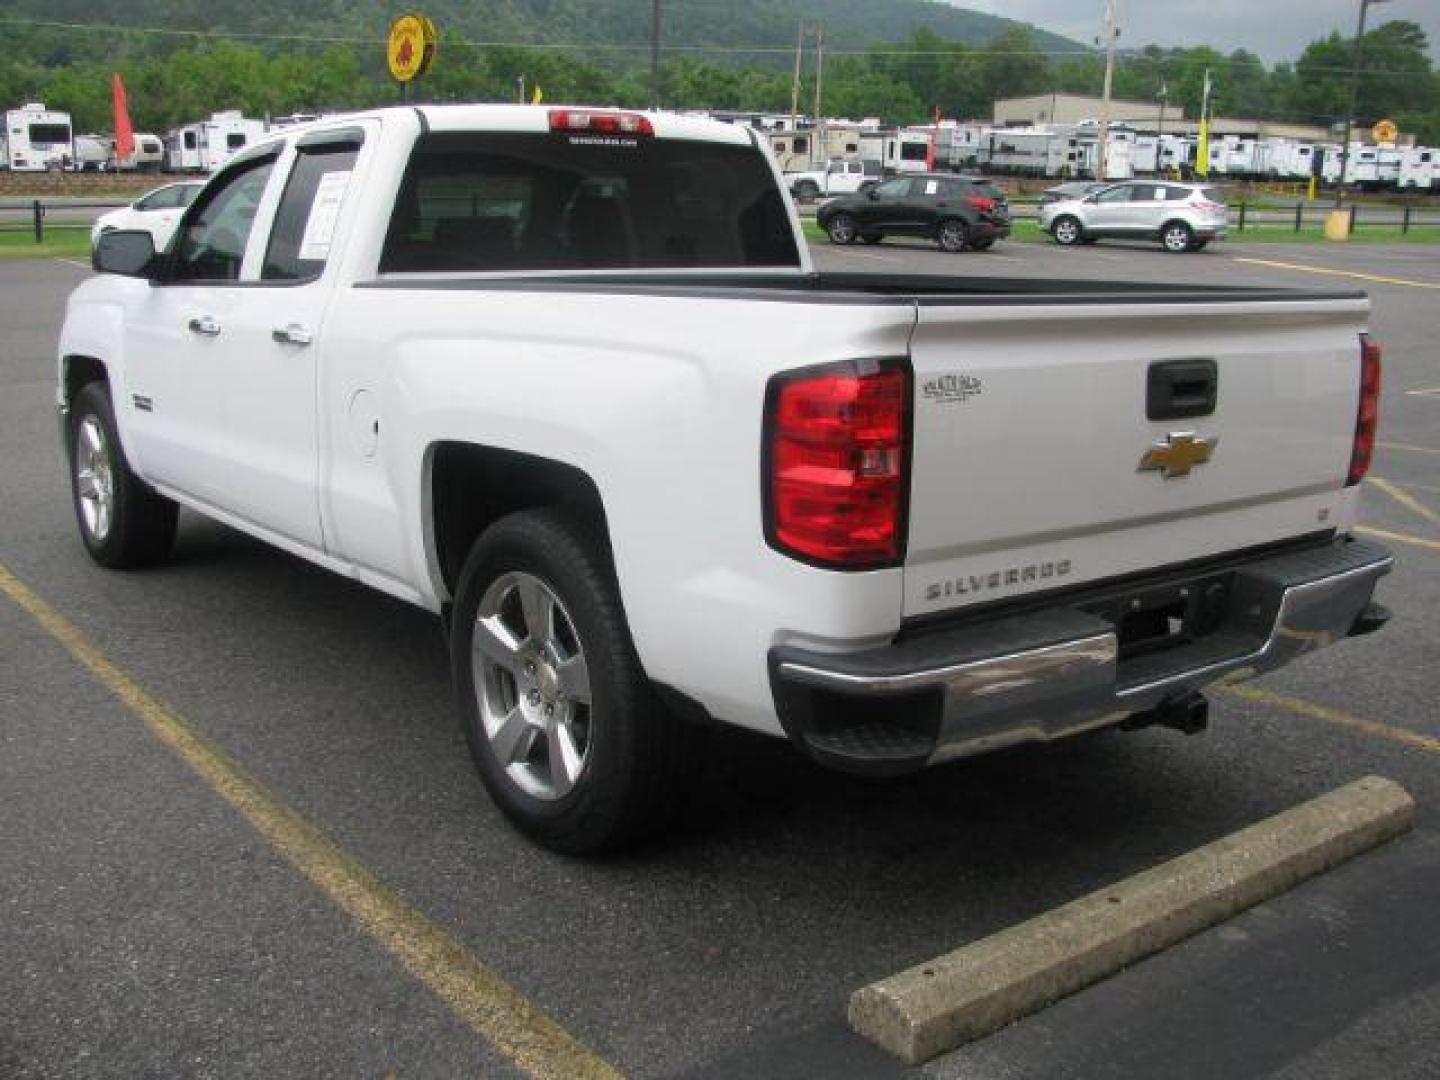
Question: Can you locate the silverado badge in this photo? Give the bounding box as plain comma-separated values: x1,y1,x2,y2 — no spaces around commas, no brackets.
1139,433,1217,479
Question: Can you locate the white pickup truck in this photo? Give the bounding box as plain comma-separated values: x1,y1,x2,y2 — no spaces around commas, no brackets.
63,105,1392,853
787,158,871,201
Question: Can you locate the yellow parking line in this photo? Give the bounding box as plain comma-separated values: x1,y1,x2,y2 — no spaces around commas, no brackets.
1232,257,1440,289
1378,441,1440,456
0,561,621,1080
1217,684,1440,756
1356,525,1440,554
1369,478,1440,529
1404,387,1440,398
1373,476,1440,497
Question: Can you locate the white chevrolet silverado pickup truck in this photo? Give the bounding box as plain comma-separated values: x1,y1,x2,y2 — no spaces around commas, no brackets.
62,105,1392,853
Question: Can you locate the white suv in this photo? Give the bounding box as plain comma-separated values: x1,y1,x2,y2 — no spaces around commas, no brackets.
1040,181,1228,253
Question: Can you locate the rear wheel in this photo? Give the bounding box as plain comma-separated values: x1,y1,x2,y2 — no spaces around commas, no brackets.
1161,221,1195,253
1051,215,1082,246
825,213,857,245
451,508,701,854
68,381,177,568
936,218,967,253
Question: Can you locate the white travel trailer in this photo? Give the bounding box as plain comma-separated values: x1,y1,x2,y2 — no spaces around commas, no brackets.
1264,140,1318,180
3,103,74,171
115,132,166,172
72,134,111,171
1397,146,1437,191
165,111,266,173
859,129,933,174
1322,144,1381,186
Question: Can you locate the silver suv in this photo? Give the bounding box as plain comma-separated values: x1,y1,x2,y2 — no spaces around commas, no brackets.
1039,181,1228,253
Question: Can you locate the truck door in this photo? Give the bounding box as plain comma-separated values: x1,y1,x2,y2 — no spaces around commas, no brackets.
122,152,280,507
200,130,365,550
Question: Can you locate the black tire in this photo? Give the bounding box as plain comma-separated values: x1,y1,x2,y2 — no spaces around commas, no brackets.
1051,215,1083,246
1189,238,1210,251
936,218,967,253
68,380,177,569
825,212,858,245
794,180,820,202
968,237,995,251
860,233,883,245
1161,220,1195,253
451,508,701,855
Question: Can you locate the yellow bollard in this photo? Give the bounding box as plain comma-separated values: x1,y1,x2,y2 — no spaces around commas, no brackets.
1323,210,1351,242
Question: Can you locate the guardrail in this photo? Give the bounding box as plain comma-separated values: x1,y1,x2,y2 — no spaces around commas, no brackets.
0,199,129,244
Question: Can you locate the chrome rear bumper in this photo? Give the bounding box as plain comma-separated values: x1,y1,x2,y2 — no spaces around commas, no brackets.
770,537,1392,774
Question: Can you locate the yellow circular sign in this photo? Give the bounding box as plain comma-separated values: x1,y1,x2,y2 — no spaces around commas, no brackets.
387,14,437,83
1372,119,1398,144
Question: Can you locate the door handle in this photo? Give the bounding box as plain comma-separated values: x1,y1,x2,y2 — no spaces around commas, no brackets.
187,316,221,337
271,323,314,346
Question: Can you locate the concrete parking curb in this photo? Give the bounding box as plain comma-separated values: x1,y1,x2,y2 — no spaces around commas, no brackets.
848,775,1415,1065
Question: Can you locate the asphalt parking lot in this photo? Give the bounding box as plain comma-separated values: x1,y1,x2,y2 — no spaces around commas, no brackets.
3,237,1438,1079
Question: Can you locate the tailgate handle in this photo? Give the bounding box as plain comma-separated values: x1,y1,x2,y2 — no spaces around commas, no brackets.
1148,358,1217,420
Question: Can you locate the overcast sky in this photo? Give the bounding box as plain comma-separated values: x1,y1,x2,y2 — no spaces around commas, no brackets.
959,0,1440,63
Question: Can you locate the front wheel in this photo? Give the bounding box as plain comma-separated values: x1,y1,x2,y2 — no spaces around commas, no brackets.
936,218,968,253
1051,215,1083,246
1161,221,1195,253
794,180,820,202
825,212,857,245
451,509,700,854
68,381,177,568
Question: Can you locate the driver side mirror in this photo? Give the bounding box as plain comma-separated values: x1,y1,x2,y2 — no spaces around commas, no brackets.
93,229,160,279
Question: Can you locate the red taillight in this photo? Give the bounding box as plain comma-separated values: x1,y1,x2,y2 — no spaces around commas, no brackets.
548,108,654,137
765,360,910,568
965,194,997,212
1347,337,1382,486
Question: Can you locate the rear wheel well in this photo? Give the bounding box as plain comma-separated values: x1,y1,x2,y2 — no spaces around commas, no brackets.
63,355,108,406
429,443,608,598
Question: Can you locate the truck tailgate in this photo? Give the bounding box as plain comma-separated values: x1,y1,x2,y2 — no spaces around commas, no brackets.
904,295,1370,618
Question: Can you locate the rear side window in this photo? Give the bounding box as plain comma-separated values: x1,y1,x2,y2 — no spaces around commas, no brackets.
381,132,799,273
263,143,361,281
1201,187,1227,204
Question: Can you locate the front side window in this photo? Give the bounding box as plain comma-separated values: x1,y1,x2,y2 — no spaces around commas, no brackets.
380,132,798,273
263,144,360,281
171,158,275,282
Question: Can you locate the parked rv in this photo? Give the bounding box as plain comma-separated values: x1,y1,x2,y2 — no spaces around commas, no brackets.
4,103,74,171
112,132,166,172
164,111,266,173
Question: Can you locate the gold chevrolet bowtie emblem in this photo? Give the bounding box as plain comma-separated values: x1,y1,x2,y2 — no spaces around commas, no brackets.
1139,433,1218,479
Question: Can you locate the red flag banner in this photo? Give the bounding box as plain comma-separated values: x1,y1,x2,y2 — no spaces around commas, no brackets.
112,73,135,164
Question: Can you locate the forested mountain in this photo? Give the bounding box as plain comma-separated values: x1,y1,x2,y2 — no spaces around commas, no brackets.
0,0,1083,58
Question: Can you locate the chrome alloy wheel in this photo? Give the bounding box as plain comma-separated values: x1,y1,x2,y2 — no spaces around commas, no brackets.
1052,217,1080,245
1162,223,1193,253
74,415,116,542
471,571,592,801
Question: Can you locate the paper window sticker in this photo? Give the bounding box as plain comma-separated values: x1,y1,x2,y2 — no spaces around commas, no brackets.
925,180,939,195
297,170,352,262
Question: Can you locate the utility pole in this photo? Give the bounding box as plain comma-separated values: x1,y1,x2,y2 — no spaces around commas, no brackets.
650,0,664,109
1337,0,1394,205
789,22,804,138
812,26,824,168
1096,0,1119,180
1157,80,1167,176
